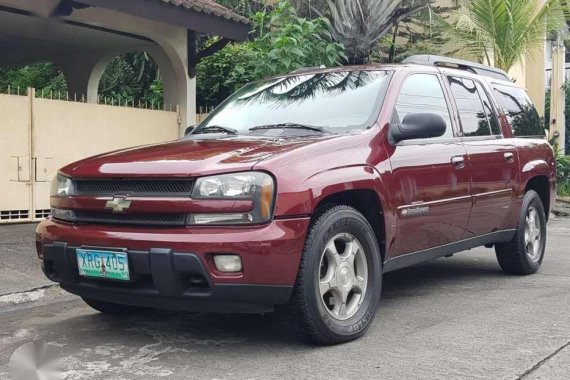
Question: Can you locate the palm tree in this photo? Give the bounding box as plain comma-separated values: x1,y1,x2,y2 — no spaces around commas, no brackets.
323,0,434,64
450,0,567,72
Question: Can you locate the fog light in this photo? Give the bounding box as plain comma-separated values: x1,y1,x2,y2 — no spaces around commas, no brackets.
213,255,242,273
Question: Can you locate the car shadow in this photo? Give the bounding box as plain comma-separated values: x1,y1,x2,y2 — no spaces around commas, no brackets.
382,254,506,298
40,254,508,352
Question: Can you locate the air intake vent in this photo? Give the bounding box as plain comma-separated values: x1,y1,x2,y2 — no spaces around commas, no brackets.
74,179,194,197
71,211,187,226
0,210,29,221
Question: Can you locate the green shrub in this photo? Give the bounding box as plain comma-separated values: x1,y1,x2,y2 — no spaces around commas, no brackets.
557,155,570,196
196,42,253,109
196,1,346,108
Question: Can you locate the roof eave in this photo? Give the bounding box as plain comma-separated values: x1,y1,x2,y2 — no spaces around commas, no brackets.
74,0,250,41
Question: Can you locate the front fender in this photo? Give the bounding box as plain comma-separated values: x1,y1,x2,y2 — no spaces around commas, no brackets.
302,165,392,216
272,165,397,257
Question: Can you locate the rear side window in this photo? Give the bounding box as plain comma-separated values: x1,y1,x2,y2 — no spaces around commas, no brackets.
494,85,544,137
475,82,501,135
394,73,454,139
448,77,496,137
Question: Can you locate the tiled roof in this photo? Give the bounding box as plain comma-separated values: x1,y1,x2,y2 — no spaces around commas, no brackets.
160,0,250,24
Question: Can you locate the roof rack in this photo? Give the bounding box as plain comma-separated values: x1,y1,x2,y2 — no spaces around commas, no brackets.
290,65,327,74
402,55,510,81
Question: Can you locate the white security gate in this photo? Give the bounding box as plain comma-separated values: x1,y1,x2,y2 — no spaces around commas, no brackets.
0,88,180,224
0,92,33,222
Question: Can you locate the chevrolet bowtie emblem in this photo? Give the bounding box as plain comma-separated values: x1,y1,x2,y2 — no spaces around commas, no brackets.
105,197,132,213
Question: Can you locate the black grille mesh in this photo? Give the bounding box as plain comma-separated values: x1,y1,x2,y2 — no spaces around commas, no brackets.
73,211,186,226
75,180,193,196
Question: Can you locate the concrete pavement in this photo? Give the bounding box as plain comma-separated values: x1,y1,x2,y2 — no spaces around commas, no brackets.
0,218,569,379
0,223,52,295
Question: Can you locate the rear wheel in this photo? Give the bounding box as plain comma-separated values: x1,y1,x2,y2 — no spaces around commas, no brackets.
495,190,547,275
82,297,147,315
291,205,382,345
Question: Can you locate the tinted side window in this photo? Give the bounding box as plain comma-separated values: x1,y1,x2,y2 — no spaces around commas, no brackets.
494,85,544,137
475,82,501,135
394,74,454,139
448,77,491,137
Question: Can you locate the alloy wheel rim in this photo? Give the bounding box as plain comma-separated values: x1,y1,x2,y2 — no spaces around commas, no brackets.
524,206,542,263
318,233,368,321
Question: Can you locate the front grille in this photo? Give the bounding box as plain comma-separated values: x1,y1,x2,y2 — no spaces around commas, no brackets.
74,179,194,197
72,211,187,226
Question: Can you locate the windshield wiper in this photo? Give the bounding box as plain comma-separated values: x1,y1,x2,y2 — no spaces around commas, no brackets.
249,122,329,133
195,125,239,135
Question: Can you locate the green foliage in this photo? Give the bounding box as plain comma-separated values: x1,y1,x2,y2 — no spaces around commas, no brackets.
449,0,566,71
197,1,345,108
323,0,432,64
375,3,458,64
0,53,163,106
0,63,66,94
196,42,252,109
98,52,163,106
240,1,346,78
556,155,570,196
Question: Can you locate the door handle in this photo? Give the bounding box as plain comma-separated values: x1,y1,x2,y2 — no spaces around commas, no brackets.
504,152,515,163
451,155,465,169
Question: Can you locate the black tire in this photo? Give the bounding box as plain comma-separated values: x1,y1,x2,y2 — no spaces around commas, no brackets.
495,190,547,275
290,205,382,345
82,297,146,315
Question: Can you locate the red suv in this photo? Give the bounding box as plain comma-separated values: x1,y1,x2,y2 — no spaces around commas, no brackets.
36,55,556,345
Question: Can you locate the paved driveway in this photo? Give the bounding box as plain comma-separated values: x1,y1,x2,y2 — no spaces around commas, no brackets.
0,218,569,379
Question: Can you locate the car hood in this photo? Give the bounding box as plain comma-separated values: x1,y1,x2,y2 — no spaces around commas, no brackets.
61,135,338,178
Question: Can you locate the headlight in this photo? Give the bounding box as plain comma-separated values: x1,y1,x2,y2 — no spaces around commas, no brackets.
188,172,275,225
50,174,73,197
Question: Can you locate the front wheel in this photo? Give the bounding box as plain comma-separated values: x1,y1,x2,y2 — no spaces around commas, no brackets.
495,190,547,275
290,205,382,345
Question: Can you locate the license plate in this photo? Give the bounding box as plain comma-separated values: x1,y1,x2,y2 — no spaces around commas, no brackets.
76,249,130,281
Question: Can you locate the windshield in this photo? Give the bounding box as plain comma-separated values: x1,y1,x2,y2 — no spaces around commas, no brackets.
194,70,391,135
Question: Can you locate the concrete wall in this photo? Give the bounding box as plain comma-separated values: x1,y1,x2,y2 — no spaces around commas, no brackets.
0,91,180,223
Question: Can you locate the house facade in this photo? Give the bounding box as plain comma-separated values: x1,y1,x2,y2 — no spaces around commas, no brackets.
0,0,249,223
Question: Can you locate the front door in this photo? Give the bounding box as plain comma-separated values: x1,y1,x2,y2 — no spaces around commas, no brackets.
385,73,472,257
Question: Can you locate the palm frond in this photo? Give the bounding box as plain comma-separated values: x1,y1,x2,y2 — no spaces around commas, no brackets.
449,0,567,71
322,0,433,63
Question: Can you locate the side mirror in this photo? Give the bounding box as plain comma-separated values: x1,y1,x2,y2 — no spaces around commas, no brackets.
390,113,447,144
184,125,196,136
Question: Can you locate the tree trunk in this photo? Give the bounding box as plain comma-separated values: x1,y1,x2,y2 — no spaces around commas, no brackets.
388,23,400,63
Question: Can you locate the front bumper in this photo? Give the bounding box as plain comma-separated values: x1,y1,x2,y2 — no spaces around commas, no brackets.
36,217,310,313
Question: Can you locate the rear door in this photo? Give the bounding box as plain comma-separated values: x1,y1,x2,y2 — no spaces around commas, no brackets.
385,73,472,256
445,76,519,237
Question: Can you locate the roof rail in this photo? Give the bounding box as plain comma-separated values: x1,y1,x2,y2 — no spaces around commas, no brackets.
290,65,326,74
402,55,510,81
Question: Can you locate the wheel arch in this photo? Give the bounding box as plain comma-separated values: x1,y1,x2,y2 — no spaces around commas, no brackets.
274,165,396,263
524,175,551,220
311,188,387,264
